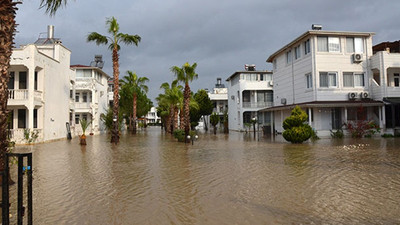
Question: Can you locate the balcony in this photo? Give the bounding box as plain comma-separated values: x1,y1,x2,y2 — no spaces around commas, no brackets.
242,102,273,109
75,102,91,109
8,89,28,100
8,128,43,144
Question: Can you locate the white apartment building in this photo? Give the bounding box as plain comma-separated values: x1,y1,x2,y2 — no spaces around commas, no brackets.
145,107,160,124
70,57,110,136
371,41,400,134
226,65,273,131
8,25,73,143
262,26,385,136
204,78,228,129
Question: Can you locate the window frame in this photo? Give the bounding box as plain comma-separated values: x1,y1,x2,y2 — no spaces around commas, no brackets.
343,72,365,88
317,36,341,53
305,73,313,89
294,45,301,60
319,72,337,88
286,50,292,64
304,39,311,55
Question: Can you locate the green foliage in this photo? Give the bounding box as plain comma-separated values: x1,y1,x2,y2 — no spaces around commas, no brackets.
282,106,312,143
330,128,344,139
222,110,229,133
381,133,394,138
194,89,213,116
210,112,220,127
23,129,39,144
310,129,320,141
173,129,186,142
100,107,124,133
79,119,91,135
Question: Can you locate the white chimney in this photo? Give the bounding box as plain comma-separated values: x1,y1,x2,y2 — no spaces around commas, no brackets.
48,25,54,39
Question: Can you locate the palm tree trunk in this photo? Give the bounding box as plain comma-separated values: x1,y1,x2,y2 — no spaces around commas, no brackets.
111,46,120,143
173,106,179,131
183,83,191,141
179,107,184,130
133,93,137,134
0,0,18,174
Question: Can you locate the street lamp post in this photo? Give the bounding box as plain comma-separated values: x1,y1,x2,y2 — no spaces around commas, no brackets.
186,134,199,145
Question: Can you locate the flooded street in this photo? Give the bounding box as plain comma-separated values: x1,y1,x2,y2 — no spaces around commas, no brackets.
11,127,400,224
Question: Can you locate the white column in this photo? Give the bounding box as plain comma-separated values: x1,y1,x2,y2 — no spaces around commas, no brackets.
27,66,35,129
382,106,386,130
379,105,383,129
308,108,312,127
344,107,348,123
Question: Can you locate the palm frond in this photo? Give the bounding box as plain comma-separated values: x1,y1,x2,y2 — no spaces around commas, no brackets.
87,32,108,46
118,33,141,46
40,0,67,16
106,17,119,35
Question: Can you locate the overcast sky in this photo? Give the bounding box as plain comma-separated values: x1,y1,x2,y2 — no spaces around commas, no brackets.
14,0,400,102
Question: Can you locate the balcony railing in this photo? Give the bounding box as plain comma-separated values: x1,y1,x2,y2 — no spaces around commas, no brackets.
75,102,91,109
34,90,43,101
242,102,273,108
8,128,43,143
8,89,28,100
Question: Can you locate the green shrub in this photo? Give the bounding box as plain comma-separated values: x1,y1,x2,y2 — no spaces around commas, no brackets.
330,129,344,139
282,106,312,143
173,129,186,142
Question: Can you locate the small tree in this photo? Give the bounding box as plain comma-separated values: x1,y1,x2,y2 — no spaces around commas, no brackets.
282,106,312,143
210,112,220,135
79,119,92,145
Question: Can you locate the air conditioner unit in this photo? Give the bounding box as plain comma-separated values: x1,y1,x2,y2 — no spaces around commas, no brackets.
353,53,363,63
231,95,235,100
348,92,357,100
281,98,287,105
360,92,369,99
269,80,273,86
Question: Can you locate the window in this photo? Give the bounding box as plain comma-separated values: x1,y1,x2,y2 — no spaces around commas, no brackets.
33,109,37,128
395,73,399,87
306,73,313,89
18,109,26,129
304,39,310,55
82,92,88,102
34,71,38,90
286,50,292,63
19,71,27,89
75,93,79,102
343,72,364,87
242,91,250,102
346,37,364,53
347,107,367,121
70,90,73,99
260,74,272,81
242,74,257,81
82,114,87,121
75,115,80,124
8,72,14,89
317,37,340,52
294,45,301,59
319,72,337,88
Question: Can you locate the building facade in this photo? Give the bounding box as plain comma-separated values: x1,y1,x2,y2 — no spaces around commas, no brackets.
8,25,73,143
226,65,273,131
70,58,110,136
145,107,160,124
263,28,385,136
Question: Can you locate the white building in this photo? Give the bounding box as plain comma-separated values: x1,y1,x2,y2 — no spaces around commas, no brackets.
145,107,160,124
8,25,73,143
226,65,273,131
263,26,385,136
371,41,400,134
203,78,228,130
70,56,110,136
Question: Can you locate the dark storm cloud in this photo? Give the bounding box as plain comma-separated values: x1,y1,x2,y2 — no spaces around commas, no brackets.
14,0,400,101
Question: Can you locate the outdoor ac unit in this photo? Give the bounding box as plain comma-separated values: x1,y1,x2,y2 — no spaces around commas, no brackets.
353,53,363,63
281,98,287,105
348,92,357,100
269,80,273,86
360,92,369,99
231,95,235,100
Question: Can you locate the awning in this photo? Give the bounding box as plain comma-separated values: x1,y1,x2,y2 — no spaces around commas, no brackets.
259,100,384,112
383,98,400,105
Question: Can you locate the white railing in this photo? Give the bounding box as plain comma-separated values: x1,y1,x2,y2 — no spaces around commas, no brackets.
242,102,273,108
8,89,28,100
8,128,43,143
34,90,43,101
75,102,91,109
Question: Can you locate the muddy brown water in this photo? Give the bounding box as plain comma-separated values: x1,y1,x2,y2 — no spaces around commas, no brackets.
9,127,400,224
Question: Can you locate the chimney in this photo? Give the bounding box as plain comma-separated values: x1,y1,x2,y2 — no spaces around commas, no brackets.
217,78,221,85
48,25,54,39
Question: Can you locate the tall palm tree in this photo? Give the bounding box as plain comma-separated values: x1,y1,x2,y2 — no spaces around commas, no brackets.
120,71,149,134
170,62,198,141
0,0,70,173
87,17,141,143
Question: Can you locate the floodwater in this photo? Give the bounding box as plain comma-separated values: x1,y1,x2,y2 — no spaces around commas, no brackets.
9,127,400,224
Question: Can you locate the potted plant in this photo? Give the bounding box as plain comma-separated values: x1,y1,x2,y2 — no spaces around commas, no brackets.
79,118,91,145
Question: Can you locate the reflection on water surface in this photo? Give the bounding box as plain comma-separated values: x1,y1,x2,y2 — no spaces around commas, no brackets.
10,127,400,224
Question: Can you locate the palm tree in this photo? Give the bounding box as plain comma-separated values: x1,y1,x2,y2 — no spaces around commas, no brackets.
120,71,149,134
87,17,141,143
170,62,198,141
0,0,70,174
158,80,183,133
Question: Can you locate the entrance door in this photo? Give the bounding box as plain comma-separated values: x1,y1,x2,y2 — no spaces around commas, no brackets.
331,108,342,129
